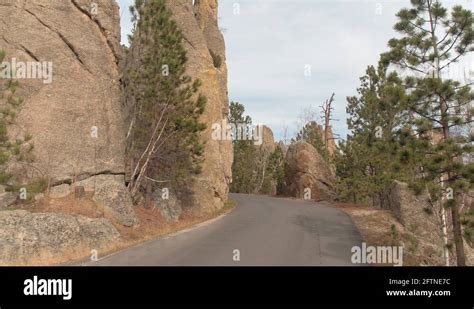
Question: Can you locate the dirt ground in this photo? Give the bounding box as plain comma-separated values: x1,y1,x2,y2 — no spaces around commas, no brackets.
330,202,427,266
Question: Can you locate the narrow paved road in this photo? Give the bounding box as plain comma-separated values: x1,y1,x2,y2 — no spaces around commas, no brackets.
87,194,363,266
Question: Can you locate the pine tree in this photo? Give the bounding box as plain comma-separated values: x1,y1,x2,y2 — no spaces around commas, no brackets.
292,121,329,161
381,0,473,265
336,62,411,205
263,146,285,195
124,0,207,201
0,50,40,201
229,101,257,193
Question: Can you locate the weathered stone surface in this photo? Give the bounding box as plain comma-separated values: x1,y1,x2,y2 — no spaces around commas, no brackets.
255,126,277,195
383,181,446,265
0,189,17,209
166,0,233,212
0,210,119,265
0,0,137,226
74,185,86,198
0,0,126,184
325,127,338,157
76,175,138,227
49,184,70,199
385,181,474,266
259,125,276,153
34,193,45,202
152,192,182,222
284,141,336,201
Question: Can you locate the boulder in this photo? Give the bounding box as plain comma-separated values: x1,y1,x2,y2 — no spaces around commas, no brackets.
152,192,182,222
284,141,336,201
0,210,119,265
76,175,138,227
0,0,135,223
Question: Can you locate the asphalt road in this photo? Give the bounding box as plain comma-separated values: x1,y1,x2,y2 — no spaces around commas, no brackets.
86,193,363,266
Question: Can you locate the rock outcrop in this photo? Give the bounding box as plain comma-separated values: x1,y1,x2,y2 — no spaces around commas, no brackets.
0,186,17,210
0,0,137,225
284,141,336,201
383,180,474,266
0,210,119,265
76,175,138,227
259,125,276,153
254,125,277,195
166,0,233,212
152,193,183,222
325,127,338,157
384,181,445,265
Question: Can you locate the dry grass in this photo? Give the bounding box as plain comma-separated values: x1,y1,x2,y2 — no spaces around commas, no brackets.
331,202,421,266
28,192,104,217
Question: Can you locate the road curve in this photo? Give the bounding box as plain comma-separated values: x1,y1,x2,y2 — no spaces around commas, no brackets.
86,193,364,266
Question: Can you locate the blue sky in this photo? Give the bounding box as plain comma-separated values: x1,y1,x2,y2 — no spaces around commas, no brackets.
117,0,472,141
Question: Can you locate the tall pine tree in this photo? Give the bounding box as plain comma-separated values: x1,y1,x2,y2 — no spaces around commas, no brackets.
336,61,410,205
123,0,207,201
381,0,473,265
292,121,329,161
229,101,257,193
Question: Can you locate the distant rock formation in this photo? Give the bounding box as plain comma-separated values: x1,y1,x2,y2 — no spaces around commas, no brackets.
260,125,276,153
313,122,337,157
0,0,136,226
166,0,233,213
255,125,276,195
325,126,338,157
284,141,336,201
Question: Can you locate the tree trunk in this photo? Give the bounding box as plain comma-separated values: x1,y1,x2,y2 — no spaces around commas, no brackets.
427,0,465,265
451,202,466,265
441,109,465,266
322,93,335,152
441,206,450,266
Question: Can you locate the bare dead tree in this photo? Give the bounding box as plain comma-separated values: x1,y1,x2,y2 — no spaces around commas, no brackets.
320,93,335,151
127,103,169,197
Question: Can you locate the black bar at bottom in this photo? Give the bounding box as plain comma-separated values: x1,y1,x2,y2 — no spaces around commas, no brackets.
0,267,472,307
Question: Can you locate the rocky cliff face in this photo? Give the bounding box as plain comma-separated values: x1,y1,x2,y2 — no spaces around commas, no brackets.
166,0,233,212
0,0,234,265
0,0,137,225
